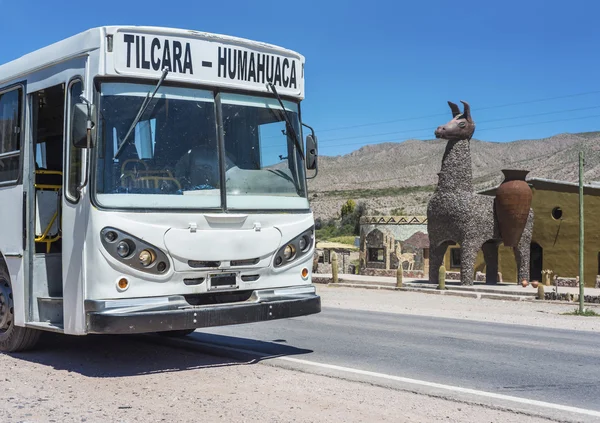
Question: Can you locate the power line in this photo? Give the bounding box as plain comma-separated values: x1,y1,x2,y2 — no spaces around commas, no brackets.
317,113,600,150
261,89,600,143
316,104,600,145
314,89,600,134
262,103,600,150
476,113,600,133
468,104,600,125
259,100,600,154
316,112,446,133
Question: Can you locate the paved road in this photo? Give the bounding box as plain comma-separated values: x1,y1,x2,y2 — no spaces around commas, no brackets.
187,307,600,412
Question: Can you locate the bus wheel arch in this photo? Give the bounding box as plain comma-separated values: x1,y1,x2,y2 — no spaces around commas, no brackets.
0,259,41,352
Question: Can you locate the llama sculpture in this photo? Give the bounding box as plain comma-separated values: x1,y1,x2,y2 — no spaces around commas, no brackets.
427,101,533,285
399,252,416,270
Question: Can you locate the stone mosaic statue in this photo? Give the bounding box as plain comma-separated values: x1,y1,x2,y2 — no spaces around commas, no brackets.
427,101,533,285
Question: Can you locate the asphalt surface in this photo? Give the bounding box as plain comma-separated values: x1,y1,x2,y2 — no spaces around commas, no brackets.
188,307,600,412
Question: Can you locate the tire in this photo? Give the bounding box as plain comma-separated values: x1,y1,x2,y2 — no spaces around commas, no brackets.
0,266,41,352
157,328,196,338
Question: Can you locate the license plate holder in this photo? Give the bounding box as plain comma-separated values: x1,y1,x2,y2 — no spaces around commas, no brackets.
209,272,238,290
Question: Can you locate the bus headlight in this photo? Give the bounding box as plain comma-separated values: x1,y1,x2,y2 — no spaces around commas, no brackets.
139,249,156,267
298,236,308,251
117,241,132,258
104,230,118,242
100,227,170,275
283,244,296,260
274,227,314,268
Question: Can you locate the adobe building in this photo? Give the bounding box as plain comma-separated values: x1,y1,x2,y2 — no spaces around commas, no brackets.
474,177,600,287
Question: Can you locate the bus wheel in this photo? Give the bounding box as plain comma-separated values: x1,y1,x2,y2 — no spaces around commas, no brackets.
0,268,41,352
157,329,196,338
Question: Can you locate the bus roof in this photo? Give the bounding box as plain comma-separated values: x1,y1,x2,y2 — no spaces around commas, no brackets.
0,26,305,98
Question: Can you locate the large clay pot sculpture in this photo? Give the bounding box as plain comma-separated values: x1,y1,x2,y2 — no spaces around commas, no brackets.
495,169,532,247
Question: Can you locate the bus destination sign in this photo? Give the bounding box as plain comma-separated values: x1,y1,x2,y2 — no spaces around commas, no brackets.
114,31,304,96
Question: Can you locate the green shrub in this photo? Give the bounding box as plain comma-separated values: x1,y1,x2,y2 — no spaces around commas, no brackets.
316,201,367,241
329,236,357,245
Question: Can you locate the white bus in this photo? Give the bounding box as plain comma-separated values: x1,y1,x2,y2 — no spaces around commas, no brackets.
0,26,320,352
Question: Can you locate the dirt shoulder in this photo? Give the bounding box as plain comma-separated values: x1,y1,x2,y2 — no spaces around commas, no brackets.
0,334,553,423
317,285,600,332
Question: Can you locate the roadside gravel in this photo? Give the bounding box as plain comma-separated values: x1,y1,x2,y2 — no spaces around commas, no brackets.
0,333,554,422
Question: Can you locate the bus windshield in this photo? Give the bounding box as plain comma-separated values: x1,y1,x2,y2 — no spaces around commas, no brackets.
94,82,308,210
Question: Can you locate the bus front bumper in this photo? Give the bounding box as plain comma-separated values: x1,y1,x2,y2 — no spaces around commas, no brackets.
85,286,321,334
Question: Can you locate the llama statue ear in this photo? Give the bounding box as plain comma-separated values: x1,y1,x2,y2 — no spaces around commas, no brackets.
460,101,472,122
448,101,460,118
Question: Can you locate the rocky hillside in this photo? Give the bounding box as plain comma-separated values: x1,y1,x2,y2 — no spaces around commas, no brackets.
308,132,600,220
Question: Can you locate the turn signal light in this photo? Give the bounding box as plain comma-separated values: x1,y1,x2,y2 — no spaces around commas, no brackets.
302,268,309,279
117,278,129,291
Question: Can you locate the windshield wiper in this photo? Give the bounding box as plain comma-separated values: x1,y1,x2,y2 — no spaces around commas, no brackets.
266,83,304,161
114,68,170,159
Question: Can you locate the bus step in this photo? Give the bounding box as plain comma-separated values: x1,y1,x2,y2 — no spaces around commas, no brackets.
37,297,63,325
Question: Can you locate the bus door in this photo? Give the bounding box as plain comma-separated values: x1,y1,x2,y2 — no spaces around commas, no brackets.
25,78,88,334
26,83,66,327
60,79,88,335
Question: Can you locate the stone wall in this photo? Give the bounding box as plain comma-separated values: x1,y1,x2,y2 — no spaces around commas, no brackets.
546,276,600,287
475,272,503,283
554,277,579,287
446,271,460,280
360,268,425,278
545,292,600,303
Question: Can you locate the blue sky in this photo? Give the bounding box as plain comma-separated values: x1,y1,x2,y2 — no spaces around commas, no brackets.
1,0,599,157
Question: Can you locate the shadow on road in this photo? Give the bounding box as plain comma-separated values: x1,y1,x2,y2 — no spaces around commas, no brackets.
189,332,311,357
5,331,312,378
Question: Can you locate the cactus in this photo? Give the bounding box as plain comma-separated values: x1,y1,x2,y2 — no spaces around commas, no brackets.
331,252,338,284
396,266,403,288
537,284,544,300
438,265,446,290
542,269,553,286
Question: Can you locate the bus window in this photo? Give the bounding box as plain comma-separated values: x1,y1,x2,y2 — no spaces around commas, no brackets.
35,143,47,169
0,87,23,184
67,80,83,201
221,93,307,209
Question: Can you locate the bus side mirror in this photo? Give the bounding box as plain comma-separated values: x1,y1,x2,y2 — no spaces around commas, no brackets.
72,103,96,148
306,134,318,170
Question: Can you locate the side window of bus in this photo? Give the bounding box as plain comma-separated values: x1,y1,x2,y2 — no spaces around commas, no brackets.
67,80,83,201
0,86,23,184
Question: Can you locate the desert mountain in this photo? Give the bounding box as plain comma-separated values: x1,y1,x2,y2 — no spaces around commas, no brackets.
308,132,600,220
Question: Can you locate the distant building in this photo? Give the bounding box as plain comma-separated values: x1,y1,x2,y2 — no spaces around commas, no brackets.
359,216,429,277
314,241,359,275
477,178,600,287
